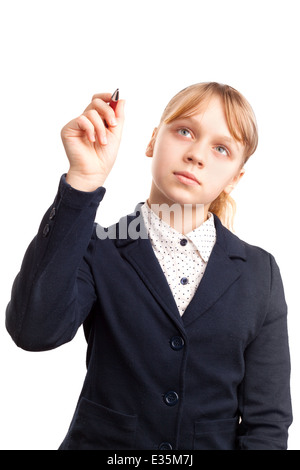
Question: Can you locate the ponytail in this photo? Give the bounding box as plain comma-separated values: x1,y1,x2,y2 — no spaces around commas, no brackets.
209,192,237,232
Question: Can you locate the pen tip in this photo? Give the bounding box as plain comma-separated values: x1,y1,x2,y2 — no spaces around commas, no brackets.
111,88,119,101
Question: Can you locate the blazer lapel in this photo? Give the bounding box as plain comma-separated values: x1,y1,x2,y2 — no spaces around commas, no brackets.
115,205,184,330
182,216,247,327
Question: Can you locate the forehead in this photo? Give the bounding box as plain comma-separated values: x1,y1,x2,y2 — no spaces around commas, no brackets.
182,95,225,121
168,96,228,132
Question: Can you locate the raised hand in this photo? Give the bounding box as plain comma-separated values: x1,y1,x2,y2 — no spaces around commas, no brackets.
61,92,125,191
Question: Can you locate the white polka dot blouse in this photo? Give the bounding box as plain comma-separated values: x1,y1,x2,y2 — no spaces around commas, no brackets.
141,202,216,316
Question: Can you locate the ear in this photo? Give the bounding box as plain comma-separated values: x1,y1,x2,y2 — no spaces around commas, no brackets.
223,167,245,195
145,127,158,158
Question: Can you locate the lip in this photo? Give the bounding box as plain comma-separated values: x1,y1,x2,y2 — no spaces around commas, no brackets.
174,171,200,186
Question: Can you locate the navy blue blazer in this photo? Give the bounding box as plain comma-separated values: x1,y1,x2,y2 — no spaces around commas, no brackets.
6,175,292,450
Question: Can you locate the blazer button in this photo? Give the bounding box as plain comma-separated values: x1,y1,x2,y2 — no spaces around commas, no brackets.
42,224,50,237
49,207,56,220
164,391,179,406
159,442,173,450
170,336,185,351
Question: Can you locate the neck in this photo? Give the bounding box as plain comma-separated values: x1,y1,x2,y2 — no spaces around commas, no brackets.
146,199,209,234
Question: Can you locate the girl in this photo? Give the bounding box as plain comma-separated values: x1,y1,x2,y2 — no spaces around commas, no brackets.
6,82,292,450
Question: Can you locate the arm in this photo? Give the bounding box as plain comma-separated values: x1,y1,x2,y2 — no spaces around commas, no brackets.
6,176,105,351
237,255,293,450
6,92,125,351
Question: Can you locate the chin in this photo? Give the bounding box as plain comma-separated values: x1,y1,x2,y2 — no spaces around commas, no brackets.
151,181,202,206
168,189,201,206
167,196,201,207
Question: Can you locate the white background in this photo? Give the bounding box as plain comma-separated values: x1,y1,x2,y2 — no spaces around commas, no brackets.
0,0,299,450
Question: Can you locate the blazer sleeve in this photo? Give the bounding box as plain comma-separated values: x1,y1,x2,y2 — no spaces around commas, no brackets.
5,175,105,352
237,254,293,450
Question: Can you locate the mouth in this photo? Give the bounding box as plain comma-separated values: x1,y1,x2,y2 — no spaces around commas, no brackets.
174,171,200,186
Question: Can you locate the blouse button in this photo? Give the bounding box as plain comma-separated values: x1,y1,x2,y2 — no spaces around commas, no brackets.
180,277,189,285
180,238,188,246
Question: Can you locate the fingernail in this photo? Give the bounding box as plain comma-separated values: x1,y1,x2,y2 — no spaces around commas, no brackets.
111,118,117,126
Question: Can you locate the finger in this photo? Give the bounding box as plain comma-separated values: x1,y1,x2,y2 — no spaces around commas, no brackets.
84,109,108,145
76,115,96,143
94,97,118,127
91,92,112,103
114,99,125,121
86,97,117,128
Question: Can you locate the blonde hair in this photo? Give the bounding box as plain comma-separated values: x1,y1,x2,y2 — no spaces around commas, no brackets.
158,82,258,231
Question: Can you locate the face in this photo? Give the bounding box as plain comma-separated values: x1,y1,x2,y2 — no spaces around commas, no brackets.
146,96,245,215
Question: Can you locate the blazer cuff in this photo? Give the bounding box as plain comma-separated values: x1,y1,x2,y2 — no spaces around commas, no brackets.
57,174,106,209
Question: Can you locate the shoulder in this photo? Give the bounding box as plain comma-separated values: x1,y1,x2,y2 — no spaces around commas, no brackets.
91,202,147,246
217,221,285,298
213,215,277,276
235,230,273,260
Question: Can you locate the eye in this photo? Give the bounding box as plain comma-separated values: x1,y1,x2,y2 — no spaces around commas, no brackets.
177,128,192,138
215,145,229,156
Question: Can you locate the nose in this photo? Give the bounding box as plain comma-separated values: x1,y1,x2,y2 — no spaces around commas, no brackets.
183,139,206,168
183,137,207,167
183,152,204,168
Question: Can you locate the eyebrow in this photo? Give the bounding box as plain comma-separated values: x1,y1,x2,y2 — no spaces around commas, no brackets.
215,135,236,146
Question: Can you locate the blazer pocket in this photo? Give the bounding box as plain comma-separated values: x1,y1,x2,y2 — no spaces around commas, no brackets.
194,417,238,450
63,397,138,450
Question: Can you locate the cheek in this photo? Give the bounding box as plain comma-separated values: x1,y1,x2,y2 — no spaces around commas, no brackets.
151,157,170,186
210,159,238,182
152,141,174,172
206,162,238,196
